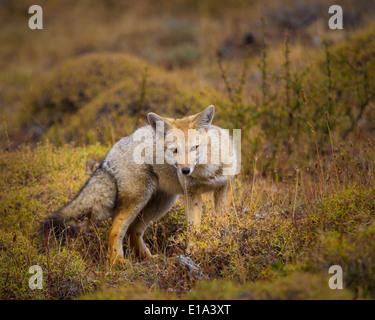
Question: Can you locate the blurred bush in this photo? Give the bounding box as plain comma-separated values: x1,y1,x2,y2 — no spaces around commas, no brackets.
221,24,375,172
26,54,146,128
24,53,223,145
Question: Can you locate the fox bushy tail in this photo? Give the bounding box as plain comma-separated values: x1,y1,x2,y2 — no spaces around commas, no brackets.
40,166,117,236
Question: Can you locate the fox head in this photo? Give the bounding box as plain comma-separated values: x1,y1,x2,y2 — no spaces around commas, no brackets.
147,105,215,175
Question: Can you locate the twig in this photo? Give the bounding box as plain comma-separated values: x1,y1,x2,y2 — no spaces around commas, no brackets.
216,54,235,103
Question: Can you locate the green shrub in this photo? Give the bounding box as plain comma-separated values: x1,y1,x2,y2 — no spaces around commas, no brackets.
0,230,93,299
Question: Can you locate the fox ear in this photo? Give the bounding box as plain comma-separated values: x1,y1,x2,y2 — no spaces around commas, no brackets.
194,105,215,128
147,112,170,133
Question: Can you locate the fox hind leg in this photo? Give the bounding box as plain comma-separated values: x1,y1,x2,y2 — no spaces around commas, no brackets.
109,204,136,265
127,191,178,259
109,192,153,265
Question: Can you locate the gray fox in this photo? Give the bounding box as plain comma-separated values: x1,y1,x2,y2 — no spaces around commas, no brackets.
42,105,239,265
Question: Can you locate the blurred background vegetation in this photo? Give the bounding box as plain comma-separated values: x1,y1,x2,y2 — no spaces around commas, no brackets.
1,0,375,172
1,0,375,300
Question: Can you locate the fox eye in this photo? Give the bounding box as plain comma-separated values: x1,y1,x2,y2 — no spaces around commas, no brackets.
190,145,199,152
170,148,178,154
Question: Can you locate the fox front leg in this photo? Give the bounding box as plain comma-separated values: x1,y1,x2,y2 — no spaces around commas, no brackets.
214,182,232,215
184,189,202,254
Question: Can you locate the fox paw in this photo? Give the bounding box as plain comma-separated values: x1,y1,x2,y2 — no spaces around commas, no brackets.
109,254,126,266
141,249,159,260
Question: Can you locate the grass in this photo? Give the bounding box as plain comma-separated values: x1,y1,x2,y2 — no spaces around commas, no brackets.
1,0,375,300
0,131,374,299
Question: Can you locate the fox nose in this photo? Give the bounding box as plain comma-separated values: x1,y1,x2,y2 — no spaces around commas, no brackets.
181,167,190,175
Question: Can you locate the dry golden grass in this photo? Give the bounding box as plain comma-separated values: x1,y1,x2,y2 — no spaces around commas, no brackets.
0,132,374,299
1,0,375,300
